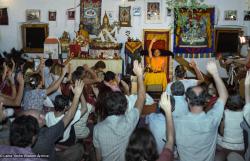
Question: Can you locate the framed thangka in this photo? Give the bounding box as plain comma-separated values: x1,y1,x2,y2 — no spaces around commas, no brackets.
119,6,131,27
174,8,215,55
80,0,102,35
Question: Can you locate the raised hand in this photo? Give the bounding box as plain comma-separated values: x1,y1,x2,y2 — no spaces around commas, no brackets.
189,59,197,68
62,65,69,76
16,72,24,85
71,80,84,97
133,60,143,76
11,59,16,72
245,70,250,86
159,92,172,113
151,37,157,43
206,61,218,76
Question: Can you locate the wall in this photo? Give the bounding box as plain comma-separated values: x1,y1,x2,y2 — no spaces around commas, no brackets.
0,0,249,75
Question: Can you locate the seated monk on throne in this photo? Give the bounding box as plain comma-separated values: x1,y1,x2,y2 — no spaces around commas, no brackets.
147,37,166,72
144,37,168,91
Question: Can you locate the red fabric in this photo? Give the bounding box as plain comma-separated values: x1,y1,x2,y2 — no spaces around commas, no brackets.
69,44,81,57
157,148,173,161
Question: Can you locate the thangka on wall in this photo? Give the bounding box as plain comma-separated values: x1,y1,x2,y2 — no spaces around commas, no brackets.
174,8,215,54
80,0,102,35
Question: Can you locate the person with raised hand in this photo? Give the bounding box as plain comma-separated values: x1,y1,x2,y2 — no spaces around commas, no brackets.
125,92,174,161
22,64,69,111
93,60,145,161
174,61,228,161
22,79,85,161
241,70,250,161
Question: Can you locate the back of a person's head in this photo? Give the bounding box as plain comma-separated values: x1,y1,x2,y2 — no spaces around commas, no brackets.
10,115,39,147
97,91,127,116
76,66,85,74
104,71,116,82
171,80,185,96
54,95,69,112
29,73,42,89
94,61,106,70
45,59,53,67
125,127,158,161
226,94,245,111
72,70,82,83
175,65,186,78
186,85,207,107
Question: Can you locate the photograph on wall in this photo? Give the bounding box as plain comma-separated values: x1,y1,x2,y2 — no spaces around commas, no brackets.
224,10,237,21
48,11,56,21
67,10,75,20
80,0,102,35
145,0,162,23
106,11,114,21
133,6,141,16
244,10,250,21
0,8,8,25
26,9,41,22
119,6,131,27
174,8,215,54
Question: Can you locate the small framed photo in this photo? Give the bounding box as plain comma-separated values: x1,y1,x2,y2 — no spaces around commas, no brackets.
119,6,131,27
48,11,56,21
224,10,237,21
106,11,115,21
26,9,41,22
244,10,250,21
0,8,8,25
132,6,141,16
67,10,75,20
145,0,163,23
167,8,172,16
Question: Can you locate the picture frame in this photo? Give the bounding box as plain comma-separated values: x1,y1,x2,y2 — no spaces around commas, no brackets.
132,6,141,16
244,10,250,21
80,0,102,35
174,8,215,54
167,8,172,16
119,6,131,27
26,9,41,22
48,11,56,21
224,10,237,21
67,10,75,20
145,0,162,23
106,11,115,21
0,8,8,25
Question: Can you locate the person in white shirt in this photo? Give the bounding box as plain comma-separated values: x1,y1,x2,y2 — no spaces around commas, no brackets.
45,93,88,144
166,60,204,95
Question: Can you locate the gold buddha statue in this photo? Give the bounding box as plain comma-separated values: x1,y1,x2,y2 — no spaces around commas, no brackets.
75,24,89,47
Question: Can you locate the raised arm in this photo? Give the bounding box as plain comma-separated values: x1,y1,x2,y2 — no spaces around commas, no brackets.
133,60,146,114
46,65,67,95
159,93,174,151
189,59,204,84
0,72,25,106
245,71,250,104
80,94,88,116
148,38,157,58
206,61,228,104
62,80,84,127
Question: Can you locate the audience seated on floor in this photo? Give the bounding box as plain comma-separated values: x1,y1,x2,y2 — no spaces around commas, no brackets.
1,50,250,161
